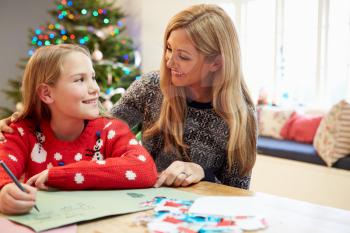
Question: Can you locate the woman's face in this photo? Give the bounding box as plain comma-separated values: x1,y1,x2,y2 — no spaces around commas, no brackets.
165,28,214,89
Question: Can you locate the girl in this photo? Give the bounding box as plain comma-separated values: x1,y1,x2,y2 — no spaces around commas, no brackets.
0,44,157,215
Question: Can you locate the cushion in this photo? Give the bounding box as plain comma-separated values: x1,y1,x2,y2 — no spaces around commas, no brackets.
257,106,294,139
313,100,350,166
257,136,325,165
280,112,323,143
333,155,350,170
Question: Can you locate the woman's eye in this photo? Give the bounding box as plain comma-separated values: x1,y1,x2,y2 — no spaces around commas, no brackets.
165,48,171,59
180,56,190,60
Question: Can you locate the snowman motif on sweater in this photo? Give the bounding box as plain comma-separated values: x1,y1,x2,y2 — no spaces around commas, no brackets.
31,131,47,163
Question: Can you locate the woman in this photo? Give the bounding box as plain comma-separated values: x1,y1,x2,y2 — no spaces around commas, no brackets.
0,4,257,189
112,4,256,189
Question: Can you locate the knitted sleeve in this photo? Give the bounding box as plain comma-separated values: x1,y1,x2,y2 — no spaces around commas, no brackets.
110,71,159,129
0,122,30,189
47,119,158,190
219,162,251,189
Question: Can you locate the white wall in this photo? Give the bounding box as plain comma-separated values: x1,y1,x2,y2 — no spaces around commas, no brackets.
0,0,53,109
118,0,236,73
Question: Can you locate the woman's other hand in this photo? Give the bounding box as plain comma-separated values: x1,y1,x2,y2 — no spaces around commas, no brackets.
154,161,204,187
0,112,21,140
0,183,37,214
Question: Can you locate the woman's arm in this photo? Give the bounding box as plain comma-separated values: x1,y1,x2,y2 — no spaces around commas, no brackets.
154,161,205,187
218,160,251,189
111,73,154,129
0,115,17,140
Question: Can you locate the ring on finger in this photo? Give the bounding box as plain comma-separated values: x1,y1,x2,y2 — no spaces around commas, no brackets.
179,172,189,177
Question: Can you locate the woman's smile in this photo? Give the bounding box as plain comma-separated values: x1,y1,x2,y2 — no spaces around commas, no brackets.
171,69,185,77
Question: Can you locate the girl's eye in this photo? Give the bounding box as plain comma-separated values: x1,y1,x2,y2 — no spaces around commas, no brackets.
74,77,84,82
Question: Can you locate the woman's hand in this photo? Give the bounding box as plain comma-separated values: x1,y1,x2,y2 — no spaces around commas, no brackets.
0,112,21,140
154,161,204,188
27,170,49,190
0,183,37,214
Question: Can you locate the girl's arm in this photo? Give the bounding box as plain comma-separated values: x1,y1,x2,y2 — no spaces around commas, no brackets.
46,120,158,190
0,183,37,214
0,123,30,188
0,123,37,214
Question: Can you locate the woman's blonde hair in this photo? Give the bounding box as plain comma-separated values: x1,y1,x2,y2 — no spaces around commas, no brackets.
144,4,257,176
18,44,91,121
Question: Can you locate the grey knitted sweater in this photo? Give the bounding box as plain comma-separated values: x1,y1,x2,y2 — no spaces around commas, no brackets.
111,71,251,189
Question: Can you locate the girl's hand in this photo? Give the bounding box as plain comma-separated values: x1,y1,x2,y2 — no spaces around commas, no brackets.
0,112,20,141
154,161,205,188
27,170,49,190
0,183,37,215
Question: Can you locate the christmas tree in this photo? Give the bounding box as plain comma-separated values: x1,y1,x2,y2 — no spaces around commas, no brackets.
0,0,141,117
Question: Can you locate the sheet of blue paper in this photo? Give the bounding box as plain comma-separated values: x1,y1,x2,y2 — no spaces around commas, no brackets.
5,187,200,232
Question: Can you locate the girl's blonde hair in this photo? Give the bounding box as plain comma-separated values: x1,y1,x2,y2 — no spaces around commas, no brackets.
144,4,257,176
18,44,91,121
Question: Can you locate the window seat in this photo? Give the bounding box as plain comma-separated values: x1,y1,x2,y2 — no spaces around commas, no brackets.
257,136,350,170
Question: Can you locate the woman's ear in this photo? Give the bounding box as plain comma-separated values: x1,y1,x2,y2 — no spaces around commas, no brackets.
209,55,223,72
37,84,53,104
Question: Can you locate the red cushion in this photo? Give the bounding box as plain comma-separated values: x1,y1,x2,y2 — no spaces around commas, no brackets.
280,113,323,144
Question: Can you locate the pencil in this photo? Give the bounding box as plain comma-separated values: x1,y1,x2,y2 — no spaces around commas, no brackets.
0,160,40,212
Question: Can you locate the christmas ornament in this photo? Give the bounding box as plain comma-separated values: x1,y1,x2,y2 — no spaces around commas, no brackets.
134,50,142,67
15,102,23,112
100,88,125,111
92,44,103,61
102,99,113,111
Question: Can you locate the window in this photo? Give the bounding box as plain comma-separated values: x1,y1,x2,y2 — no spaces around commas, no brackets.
240,0,275,103
237,0,350,108
326,0,350,106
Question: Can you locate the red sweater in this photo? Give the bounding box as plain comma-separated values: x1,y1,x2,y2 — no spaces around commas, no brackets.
0,117,157,190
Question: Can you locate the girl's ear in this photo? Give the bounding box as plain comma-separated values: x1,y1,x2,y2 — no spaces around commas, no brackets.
209,55,223,72
37,84,53,104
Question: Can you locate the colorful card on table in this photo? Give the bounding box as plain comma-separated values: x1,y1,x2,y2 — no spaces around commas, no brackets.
3,188,199,232
145,197,268,233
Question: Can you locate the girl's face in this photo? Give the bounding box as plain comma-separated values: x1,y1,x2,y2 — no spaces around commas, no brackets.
165,28,213,90
49,51,100,121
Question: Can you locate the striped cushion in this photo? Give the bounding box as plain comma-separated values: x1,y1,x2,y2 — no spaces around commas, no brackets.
313,100,350,166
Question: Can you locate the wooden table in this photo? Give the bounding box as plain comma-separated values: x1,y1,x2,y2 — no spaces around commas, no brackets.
77,181,350,233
